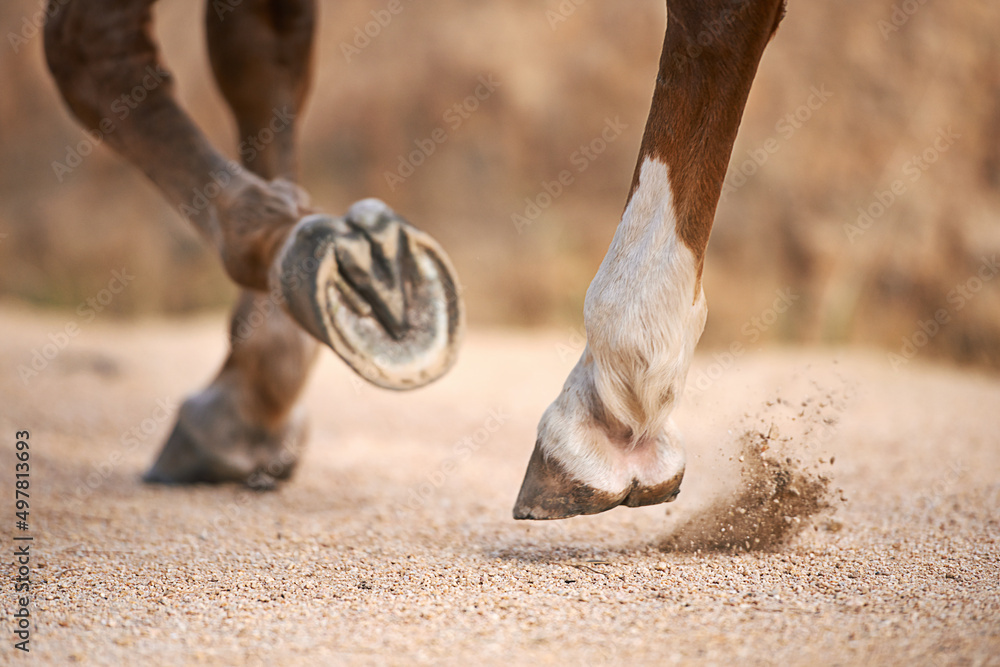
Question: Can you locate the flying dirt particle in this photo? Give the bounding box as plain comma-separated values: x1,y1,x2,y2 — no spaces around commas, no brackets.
660,430,833,553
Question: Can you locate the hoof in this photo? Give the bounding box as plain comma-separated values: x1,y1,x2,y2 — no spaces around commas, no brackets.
513,348,688,520
512,441,684,520
273,198,463,390
143,389,306,487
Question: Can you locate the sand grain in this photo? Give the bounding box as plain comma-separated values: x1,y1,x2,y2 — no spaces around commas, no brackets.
1,305,997,665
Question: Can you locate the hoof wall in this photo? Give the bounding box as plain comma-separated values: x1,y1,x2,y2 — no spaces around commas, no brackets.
143,392,305,487
512,442,684,520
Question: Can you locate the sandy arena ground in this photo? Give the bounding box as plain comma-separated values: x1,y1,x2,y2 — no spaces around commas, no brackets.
1,304,998,665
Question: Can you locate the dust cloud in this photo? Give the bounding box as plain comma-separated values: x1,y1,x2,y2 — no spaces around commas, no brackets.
662,384,849,552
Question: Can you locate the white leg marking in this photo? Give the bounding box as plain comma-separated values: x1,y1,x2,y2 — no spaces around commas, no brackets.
537,157,706,492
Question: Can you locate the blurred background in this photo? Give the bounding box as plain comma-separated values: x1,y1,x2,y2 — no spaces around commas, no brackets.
1,0,998,371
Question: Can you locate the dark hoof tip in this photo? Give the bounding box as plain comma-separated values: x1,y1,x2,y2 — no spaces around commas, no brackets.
512,442,685,520
144,396,305,487
246,472,278,492
512,444,624,520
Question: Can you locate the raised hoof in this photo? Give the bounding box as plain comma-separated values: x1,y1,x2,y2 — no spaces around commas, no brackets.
512,441,684,521
143,390,306,487
273,198,463,390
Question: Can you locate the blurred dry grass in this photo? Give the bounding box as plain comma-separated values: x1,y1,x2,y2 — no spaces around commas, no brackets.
1,0,998,369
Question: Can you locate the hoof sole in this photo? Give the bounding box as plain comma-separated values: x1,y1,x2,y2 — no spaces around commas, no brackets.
273,199,463,390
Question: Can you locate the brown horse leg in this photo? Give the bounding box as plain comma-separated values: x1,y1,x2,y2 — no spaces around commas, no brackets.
44,0,463,402
145,0,320,485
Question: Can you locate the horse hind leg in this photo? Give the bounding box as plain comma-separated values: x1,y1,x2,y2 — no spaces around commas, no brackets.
145,0,320,486
145,290,319,486
43,0,464,394
44,0,463,484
